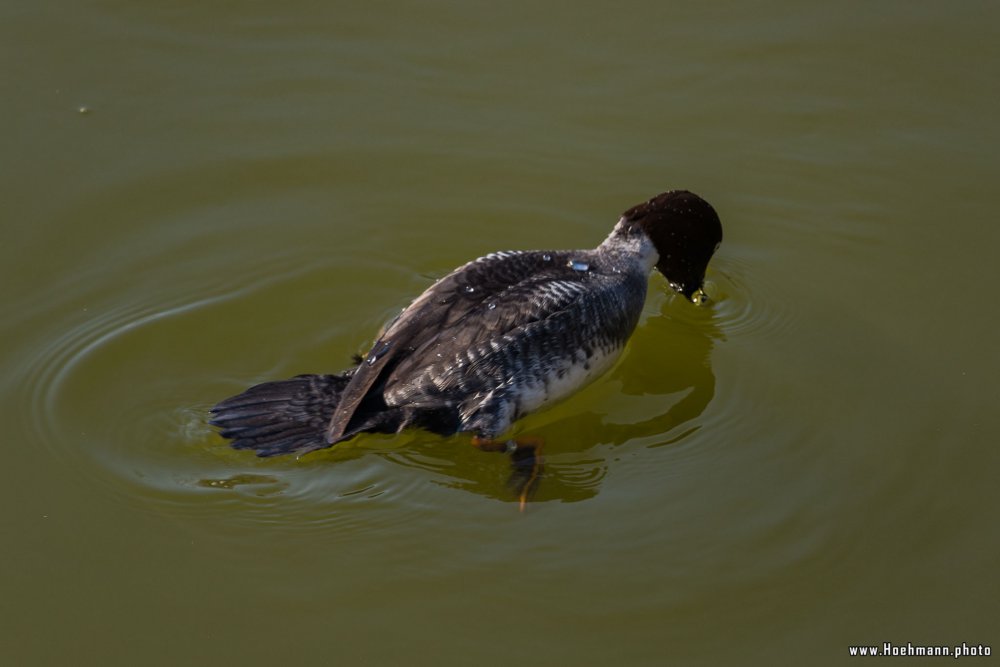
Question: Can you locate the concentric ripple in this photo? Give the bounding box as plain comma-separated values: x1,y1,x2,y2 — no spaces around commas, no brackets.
702,249,800,342
17,258,435,533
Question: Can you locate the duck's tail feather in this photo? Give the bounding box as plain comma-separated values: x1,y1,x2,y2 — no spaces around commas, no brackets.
210,373,351,458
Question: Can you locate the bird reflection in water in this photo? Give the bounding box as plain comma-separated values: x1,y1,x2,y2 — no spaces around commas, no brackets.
381,297,720,508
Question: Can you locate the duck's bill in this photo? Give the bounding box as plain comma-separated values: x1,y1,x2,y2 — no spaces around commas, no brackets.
668,280,710,305
688,287,709,305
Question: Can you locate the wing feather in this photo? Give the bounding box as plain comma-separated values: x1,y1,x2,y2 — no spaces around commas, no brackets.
325,250,592,441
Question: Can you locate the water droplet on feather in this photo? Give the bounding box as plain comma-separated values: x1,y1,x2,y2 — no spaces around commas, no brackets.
366,341,392,365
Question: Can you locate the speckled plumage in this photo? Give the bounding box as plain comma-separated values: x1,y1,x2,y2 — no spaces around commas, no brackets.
210,190,722,459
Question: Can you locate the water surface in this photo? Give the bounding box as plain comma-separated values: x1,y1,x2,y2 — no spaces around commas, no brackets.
3,2,998,665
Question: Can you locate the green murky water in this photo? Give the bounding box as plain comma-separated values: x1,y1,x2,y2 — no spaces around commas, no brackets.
4,2,998,665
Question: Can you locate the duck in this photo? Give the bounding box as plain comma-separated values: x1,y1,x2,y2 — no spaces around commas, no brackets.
210,190,723,507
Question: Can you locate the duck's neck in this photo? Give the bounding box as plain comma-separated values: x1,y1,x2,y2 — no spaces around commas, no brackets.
596,218,659,274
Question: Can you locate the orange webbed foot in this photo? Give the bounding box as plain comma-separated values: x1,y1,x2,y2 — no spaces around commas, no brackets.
472,435,545,511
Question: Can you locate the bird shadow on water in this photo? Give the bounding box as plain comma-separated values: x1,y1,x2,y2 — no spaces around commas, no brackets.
377,293,721,507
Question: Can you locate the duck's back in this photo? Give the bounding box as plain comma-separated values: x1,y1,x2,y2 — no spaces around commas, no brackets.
331,248,650,442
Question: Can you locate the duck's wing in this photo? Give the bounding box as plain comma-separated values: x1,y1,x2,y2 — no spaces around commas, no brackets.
326,250,593,442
